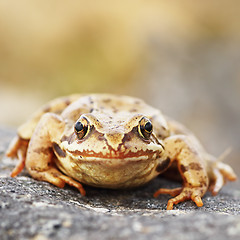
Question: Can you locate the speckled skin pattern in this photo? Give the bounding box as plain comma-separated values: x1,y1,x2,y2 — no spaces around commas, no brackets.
6,94,237,210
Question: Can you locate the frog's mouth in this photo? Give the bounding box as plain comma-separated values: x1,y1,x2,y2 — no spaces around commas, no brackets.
66,149,161,164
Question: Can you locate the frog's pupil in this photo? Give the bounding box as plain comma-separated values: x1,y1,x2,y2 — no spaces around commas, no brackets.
145,122,152,132
75,122,83,132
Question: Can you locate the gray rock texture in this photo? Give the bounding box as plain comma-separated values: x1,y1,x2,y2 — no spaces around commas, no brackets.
0,127,240,240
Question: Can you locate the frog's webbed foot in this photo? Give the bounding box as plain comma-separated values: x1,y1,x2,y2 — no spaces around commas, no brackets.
209,161,237,196
6,136,29,177
154,186,204,210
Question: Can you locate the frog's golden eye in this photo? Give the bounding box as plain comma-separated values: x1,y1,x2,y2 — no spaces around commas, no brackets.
138,117,153,139
74,117,90,140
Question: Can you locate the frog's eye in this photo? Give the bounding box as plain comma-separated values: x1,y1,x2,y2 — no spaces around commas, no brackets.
138,117,153,139
74,117,90,140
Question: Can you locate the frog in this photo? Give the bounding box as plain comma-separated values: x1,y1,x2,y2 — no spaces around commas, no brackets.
6,94,237,210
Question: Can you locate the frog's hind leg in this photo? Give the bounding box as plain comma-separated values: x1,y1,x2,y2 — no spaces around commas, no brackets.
6,136,29,177
209,161,237,195
25,113,86,196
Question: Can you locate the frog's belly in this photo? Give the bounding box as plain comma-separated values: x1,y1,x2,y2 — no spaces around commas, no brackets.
55,156,159,188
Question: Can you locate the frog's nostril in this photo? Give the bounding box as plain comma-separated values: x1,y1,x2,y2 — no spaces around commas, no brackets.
105,133,125,150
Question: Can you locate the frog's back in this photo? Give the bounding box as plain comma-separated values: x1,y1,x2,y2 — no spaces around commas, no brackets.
74,94,160,117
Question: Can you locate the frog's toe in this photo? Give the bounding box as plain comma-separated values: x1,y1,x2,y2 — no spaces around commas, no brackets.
165,190,191,210
59,175,86,196
153,187,182,198
10,150,26,177
191,193,203,207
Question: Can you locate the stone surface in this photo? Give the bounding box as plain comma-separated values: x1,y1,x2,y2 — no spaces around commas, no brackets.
0,127,240,240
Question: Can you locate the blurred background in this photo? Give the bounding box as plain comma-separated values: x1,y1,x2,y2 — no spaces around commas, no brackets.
0,0,239,175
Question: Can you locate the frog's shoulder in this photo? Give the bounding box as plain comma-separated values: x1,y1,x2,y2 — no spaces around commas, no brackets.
17,94,84,140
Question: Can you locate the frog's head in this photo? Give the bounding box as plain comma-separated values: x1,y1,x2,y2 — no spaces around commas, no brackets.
62,111,166,165
58,98,170,188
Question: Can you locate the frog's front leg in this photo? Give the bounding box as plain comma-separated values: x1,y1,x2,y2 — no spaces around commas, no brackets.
154,135,209,210
24,113,86,196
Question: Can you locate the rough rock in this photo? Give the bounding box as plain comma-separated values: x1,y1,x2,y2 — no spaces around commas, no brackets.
0,127,239,240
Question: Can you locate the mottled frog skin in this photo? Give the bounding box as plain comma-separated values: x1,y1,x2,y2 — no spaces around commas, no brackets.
6,94,237,210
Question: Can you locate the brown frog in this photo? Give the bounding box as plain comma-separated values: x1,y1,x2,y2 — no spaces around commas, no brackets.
6,94,237,210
